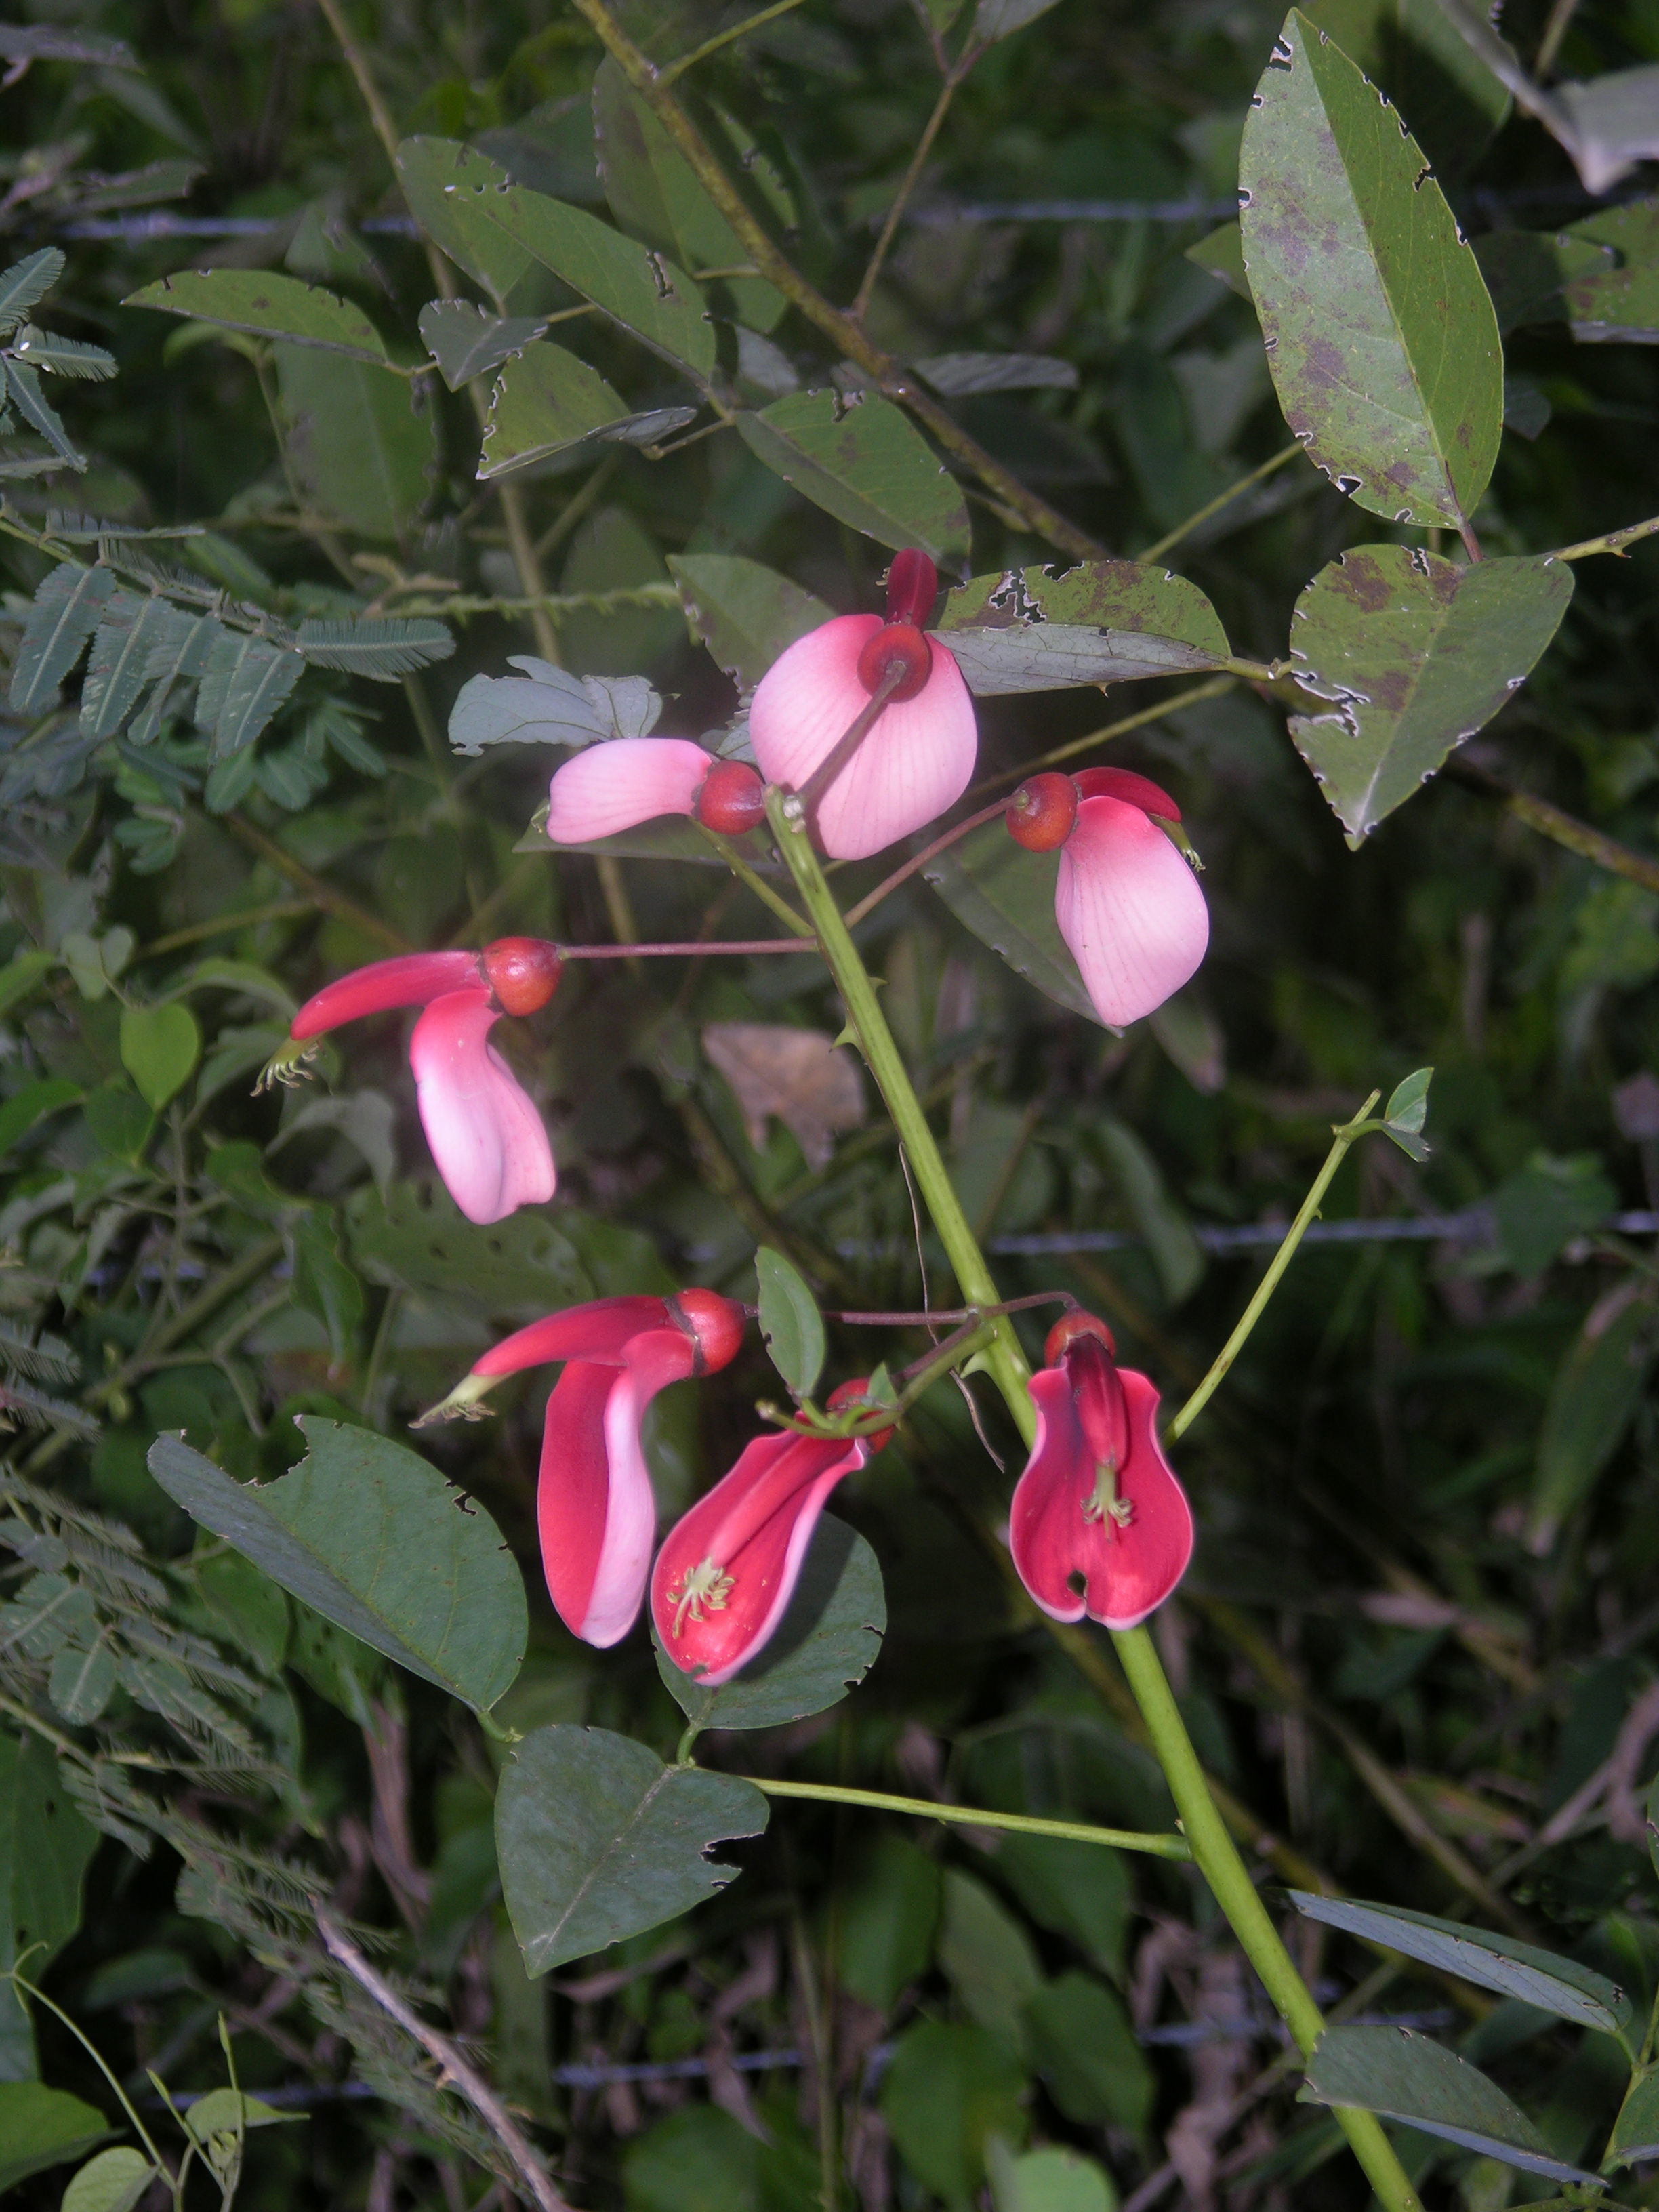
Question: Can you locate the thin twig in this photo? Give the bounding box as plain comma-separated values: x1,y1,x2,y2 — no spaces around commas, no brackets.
657,0,809,85
224,814,414,954
964,675,1237,798
1136,440,1305,564
841,799,1007,927
1446,758,1659,895
316,1914,576,2212
853,62,974,320
1551,508,1659,560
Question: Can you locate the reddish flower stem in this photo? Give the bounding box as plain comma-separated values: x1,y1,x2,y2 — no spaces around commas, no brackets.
556,939,816,959
795,660,909,815
823,1291,1076,1325
840,798,1009,928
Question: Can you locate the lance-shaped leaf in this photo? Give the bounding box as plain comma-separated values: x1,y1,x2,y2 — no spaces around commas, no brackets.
668,552,830,688
926,820,1100,1025
294,618,453,679
418,302,546,391
5,360,81,464
656,1515,886,1733
937,560,1231,693
478,340,694,478
1608,2074,1659,2169
1530,1294,1653,1551
131,613,218,743
12,328,116,380
8,561,116,714
79,593,188,739
470,184,716,377
0,248,66,335
146,1420,527,1714
1288,546,1573,837
754,1244,825,1399
194,632,304,758
497,1724,767,1972
1239,9,1502,527
124,269,391,364
1300,2024,1600,2182
396,138,531,308
1289,1892,1631,2032
917,351,1078,394
1300,0,1511,180
739,390,969,565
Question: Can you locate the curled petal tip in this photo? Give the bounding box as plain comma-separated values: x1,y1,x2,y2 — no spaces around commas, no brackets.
409,990,556,1226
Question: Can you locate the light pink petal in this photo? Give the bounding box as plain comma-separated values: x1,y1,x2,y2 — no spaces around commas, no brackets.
546,738,712,843
1055,795,1209,1028
291,951,482,1040
749,615,978,861
474,1297,673,1378
408,989,556,1225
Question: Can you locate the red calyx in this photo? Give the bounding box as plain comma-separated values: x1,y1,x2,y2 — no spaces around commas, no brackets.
1006,772,1079,852
885,549,939,628
828,1375,895,1452
855,621,933,702
694,758,767,836
483,938,562,1017
668,1289,747,1376
1044,1309,1116,1367
1072,766,1182,821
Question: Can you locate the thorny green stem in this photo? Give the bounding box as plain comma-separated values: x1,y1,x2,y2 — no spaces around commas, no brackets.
743,1778,1193,1858
1165,1093,1382,1445
1551,510,1659,560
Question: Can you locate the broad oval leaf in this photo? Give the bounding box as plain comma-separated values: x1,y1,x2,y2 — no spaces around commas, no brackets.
396,138,531,307
1300,2024,1600,2182
0,2086,111,2193
737,390,970,567
924,819,1099,1026
1608,2072,1659,2169
479,340,692,479
62,2147,159,2212
1239,9,1502,527
937,560,1230,695
275,345,434,544
668,553,831,688
146,1419,527,1713
1288,1891,1631,2032
419,302,546,391
1288,546,1574,836
496,1723,768,1973
447,659,611,755
656,1514,886,1733
124,270,390,365
468,183,716,377
119,1002,200,1111
754,1244,825,1399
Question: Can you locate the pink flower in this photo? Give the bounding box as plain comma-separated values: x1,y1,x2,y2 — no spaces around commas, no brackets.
1009,1313,1193,1630
287,939,561,1226
652,1380,886,1684
748,552,977,861
451,1291,747,1648
547,743,766,844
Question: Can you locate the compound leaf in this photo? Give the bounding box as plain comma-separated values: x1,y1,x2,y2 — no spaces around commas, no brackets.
125,269,390,363
737,390,969,566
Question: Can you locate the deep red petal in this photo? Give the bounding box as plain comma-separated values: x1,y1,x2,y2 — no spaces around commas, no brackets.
1071,766,1182,820
1086,1368,1193,1631
474,1297,672,1378
291,951,483,1039
1008,1368,1092,1622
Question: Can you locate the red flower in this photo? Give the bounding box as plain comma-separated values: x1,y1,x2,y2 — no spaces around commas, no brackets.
287,939,560,1225
1008,1313,1193,1629
464,1291,746,1648
652,1380,887,1685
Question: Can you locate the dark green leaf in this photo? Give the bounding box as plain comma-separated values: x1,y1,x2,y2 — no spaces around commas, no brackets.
193,632,304,758
839,1835,941,2011
1530,1295,1653,1549
1608,2072,1659,2169
738,390,969,567
79,594,187,739
418,302,546,390
755,1244,825,1398
495,1723,768,1971
9,562,116,714
655,1515,885,1730
479,340,690,478
49,1639,116,1725
344,1182,599,1318
0,1076,81,1156
129,613,217,744
1300,0,1511,179
5,361,80,464
12,327,115,381
1473,229,1613,336
123,269,390,364
879,2022,1027,2206
0,1733,100,2076
918,352,1077,395
1288,1892,1631,2032
937,560,1230,693
1186,223,1251,301
83,1083,153,1160
1023,1973,1152,2130
289,1211,364,1361
396,138,531,308
668,552,831,687
119,1002,200,1110
275,345,434,542
146,1420,527,1714
987,2143,1115,2212
61,2146,158,2212
293,617,453,679
448,660,611,753
0,249,65,335
924,820,1099,1025
0,2085,111,2192
1239,8,1502,527
1299,2024,1599,2182
1288,546,1574,836
0,949,56,1021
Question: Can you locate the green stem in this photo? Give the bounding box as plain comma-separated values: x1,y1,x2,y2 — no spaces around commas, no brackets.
1164,1092,1380,1444
1137,440,1305,565
766,787,1035,1440
693,823,814,935
747,1776,1191,1857
1113,1631,1420,2210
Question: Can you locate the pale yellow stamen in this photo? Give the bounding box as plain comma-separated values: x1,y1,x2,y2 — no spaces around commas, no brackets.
670,1557,735,1639
1080,1461,1134,1529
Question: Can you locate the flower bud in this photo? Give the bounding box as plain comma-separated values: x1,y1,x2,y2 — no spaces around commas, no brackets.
668,1288,747,1376
694,758,767,836
855,621,933,702
1044,1309,1115,1366
483,938,562,1017
884,549,939,628
1006,772,1079,852
827,1374,895,1452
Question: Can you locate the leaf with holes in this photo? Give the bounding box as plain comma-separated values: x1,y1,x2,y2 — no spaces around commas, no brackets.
396,138,531,308
146,1420,527,1713
419,302,546,390
937,560,1231,693
1300,0,1511,181
497,1724,768,1972
738,390,969,567
1239,9,1501,527
656,1515,886,1732
9,562,116,715
754,1244,826,1399
668,554,831,688
924,819,1099,1025
124,269,390,364
1288,546,1572,836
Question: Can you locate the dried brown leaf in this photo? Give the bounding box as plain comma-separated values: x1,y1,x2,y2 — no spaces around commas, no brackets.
702,1023,864,1172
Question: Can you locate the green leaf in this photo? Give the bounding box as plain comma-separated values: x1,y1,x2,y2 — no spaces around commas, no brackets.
1558,197,1659,342
0,2086,111,2192
880,2022,1027,2207
5,361,81,465
1288,1892,1631,2033
1288,546,1574,837
975,0,1065,39
61,2146,158,2212
0,1735,100,2077
290,1211,364,1361
939,1869,1041,2043
275,344,434,543
193,632,304,758
924,820,1099,1026
668,554,832,688
987,2141,1116,2212
119,1002,201,1111
1023,1971,1153,2130
495,1723,768,1973
937,560,1230,693
471,184,716,377
1186,222,1251,302
1530,1295,1653,1549
83,1084,154,1160
754,1244,825,1398
9,562,116,715
918,352,1077,396
123,269,390,365
1092,1117,1204,1303
418,302,546,391
996,1835,1132,1980
344,1182,600,1319
1473,229,1612,337
1299,2024,1599,2182
180,2091,300,2143
449,660,611,755
1608,2072,1659,2168
1239,8,1502,527
79,594,188,740
838,1835,941,2011
146,1419,527,1715
1300,0,1511,180
0,249,66,335
655,1514,885,1731
0,1078,81,1158
479,340,693,480
49,1639,116,1725
396,138,531,308
12,329,115,382
0,950,56,1022
1383,1066,1433,1136
737,390,969,567
129,613,217,744
293,618,453,679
